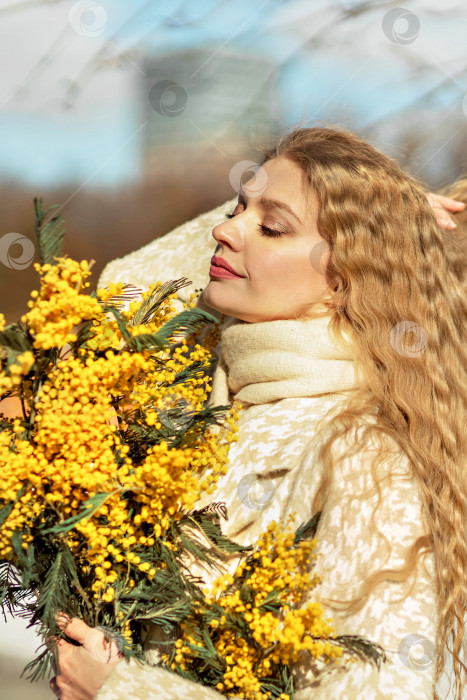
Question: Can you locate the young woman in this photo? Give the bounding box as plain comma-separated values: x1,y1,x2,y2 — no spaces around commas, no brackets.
51,127,466,700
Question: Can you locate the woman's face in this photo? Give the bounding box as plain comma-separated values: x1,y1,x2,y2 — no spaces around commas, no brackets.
202,157,335,323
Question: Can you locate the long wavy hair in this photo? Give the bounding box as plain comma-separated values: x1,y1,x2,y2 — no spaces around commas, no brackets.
260,126,466,699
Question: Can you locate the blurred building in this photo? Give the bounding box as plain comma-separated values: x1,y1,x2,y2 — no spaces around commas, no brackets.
140,47,282,177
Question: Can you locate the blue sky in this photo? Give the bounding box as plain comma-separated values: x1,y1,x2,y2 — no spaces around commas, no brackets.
0,0,465,186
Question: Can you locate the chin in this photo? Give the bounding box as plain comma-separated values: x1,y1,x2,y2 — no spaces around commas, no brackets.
201,290,247,322
201,283,231,311
201,287,220,312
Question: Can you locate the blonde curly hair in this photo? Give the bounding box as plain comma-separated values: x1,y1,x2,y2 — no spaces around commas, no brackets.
260,126,466,699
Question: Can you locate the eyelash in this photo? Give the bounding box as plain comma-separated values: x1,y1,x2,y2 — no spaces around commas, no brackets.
225,212,283,238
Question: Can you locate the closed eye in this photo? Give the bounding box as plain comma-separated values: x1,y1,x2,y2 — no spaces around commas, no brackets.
225,211,284,238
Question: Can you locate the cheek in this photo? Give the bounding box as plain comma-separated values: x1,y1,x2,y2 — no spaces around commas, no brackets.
248,250,290,283
249,249,316,293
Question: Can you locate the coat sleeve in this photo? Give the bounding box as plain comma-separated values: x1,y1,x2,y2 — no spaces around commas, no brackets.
95,658,235,700
96,196,237,298
290,432,438,699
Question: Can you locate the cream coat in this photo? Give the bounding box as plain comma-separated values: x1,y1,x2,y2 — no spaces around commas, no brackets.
95,201,439,700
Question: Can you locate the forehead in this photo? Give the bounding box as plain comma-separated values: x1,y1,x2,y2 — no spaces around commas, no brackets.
256,157,316,218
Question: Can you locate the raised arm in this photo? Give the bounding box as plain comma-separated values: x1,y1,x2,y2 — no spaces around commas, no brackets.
96,197,238,300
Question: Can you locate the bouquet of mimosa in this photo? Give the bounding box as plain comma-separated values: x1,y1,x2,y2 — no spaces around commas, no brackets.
0,200,385,699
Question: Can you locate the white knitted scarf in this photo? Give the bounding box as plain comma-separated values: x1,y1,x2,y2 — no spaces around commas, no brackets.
209,314,361,406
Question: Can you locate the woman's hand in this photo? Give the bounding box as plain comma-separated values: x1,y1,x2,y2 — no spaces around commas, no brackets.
50,616,122,699
426,192,465,229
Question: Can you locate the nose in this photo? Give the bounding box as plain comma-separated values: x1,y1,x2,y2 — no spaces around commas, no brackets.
212,218,243,252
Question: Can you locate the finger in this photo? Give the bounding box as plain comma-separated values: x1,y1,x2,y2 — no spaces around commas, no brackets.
85,628,122,663
431,194,465,211
49,676,61,697
434,211,457,230
59,617,93,645
55,612,72,632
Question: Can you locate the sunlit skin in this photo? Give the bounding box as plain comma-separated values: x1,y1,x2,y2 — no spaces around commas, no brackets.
49,617,120,700
202,157,335,323
202,164,466,325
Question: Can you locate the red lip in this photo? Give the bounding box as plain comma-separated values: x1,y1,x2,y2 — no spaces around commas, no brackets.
210,255,243,277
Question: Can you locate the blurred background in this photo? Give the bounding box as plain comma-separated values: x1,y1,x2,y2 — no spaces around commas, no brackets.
0,0,466,697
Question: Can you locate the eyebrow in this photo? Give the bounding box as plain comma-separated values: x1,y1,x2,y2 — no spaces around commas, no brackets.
238,193,302,225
